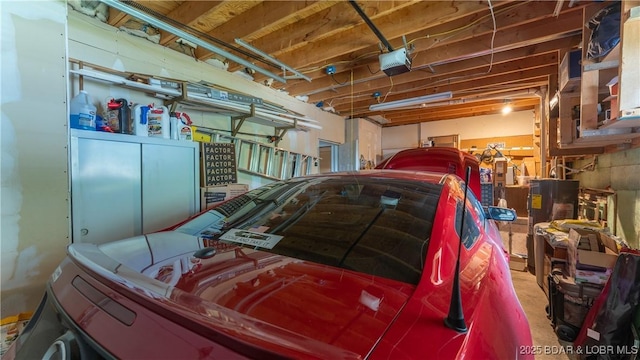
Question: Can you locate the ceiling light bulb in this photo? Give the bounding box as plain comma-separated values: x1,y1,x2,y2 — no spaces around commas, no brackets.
502,104,512,115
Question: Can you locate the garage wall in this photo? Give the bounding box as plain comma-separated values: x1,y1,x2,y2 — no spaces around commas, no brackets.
357,119,382,168
381,110,534,156
573,148,640,248
1,1,69,318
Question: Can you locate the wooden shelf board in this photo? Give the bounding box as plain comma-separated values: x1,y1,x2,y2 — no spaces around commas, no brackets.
570,132,640,147
598,117,640,130
583,44,620,72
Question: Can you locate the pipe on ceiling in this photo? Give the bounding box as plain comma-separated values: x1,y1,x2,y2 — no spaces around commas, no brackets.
100,0,288,83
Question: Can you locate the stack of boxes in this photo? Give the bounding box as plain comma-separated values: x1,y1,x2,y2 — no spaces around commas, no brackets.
567,228,620,285
199,142,249,211
545,227,623,339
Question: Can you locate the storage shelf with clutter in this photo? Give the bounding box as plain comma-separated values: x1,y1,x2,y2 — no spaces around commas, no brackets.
68,59,321,146
556,2,640,149
68,59,321,182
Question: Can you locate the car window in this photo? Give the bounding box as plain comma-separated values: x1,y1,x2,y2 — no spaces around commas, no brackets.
454,192,482,250
177,176,442,285
465,187,486,223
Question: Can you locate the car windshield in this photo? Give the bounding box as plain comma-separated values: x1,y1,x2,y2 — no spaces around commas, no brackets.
177,175,442,285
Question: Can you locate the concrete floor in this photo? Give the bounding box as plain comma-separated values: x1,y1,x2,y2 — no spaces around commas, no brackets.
501,220,571,360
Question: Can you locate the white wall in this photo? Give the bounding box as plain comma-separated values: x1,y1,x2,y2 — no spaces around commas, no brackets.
1,1,69,318
381,111,534,157
419,111,534,139
357,118,382,168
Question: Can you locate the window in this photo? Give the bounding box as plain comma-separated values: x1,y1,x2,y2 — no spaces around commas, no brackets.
177,176,443,285
454,191,482,250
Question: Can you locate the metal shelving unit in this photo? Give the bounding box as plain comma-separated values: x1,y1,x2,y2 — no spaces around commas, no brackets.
69,59,320,181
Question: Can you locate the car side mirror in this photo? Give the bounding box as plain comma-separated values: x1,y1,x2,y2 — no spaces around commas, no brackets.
484,206,517,222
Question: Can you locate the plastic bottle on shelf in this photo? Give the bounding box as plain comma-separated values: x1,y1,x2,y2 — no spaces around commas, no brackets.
170,112,180,140
132,104,150,136
106,98,130,134
147,104,170,139
170,112,193,141
70,90,97,130
178,112,193,141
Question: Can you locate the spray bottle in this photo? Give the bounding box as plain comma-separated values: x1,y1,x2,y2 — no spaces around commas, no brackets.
177,112,193,141
170,112,193,141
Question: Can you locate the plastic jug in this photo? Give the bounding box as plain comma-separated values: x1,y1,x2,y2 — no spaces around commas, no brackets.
170,112,180,140
147,105,170,139
70,91,97,130
170,112,193,141
132,104,150,136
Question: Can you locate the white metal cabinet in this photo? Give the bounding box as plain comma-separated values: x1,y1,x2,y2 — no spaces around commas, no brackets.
141,143,197,234
70,130,199,244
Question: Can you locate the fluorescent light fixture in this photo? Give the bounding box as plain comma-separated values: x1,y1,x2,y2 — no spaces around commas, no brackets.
369,91,453,111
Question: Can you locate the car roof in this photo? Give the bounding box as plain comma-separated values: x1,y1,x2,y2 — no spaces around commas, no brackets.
306,169,450,184
376,147,479,169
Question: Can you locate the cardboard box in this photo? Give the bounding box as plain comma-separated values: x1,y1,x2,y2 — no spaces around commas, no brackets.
598,232,620,255
575,268,612,285
577,250,617,270
607,76,619,96
567,228,619,281
509,253,527,271
559,49,581,91
200,184,248,211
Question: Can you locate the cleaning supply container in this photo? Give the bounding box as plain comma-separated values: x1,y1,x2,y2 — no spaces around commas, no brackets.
107,98,130,134
70,90,97,130
147,105,170,139
170,112,193,141
132,104,150,136
170,112,180,140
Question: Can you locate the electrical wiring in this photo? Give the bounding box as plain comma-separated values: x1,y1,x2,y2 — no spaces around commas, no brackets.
297,50,380,75
366,63,381,75
331,73,349,86
317,1,526,107
485,0,497,74
406,1,526,48
378,76,394,104
304,1,522,81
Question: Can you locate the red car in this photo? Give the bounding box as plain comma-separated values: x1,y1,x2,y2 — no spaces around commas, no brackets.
376,147,482,199
5,170,532,359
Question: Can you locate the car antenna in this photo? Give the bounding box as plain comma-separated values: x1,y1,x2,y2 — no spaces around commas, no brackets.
444,166,470,333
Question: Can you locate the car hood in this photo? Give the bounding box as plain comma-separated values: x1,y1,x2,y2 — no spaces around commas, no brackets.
71,231,415,359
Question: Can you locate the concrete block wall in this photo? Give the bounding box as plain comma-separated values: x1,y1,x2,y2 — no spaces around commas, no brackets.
573,147,640,248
